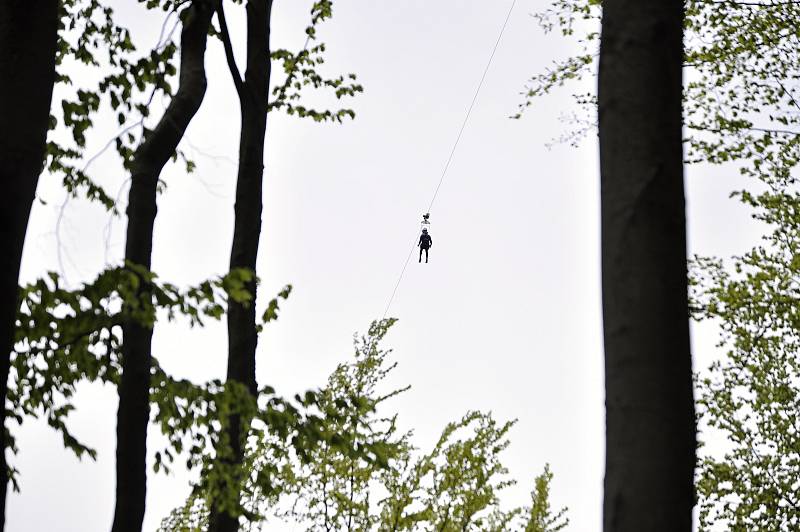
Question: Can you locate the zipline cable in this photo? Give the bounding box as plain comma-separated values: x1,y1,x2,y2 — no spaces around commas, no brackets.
379,0,517,321
381,235,417,320
426,0,517,215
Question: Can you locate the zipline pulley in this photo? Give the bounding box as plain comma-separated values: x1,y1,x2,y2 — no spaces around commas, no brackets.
421,212,431,231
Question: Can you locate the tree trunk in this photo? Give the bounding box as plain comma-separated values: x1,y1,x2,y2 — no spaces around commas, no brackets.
0,2,59,529
111,3,213,531
208,2,272,530
598,2,695,531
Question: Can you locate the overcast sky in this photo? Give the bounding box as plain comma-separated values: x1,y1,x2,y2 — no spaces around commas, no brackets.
8,1,763,531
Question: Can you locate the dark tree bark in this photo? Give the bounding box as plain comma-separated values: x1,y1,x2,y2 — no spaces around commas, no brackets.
111,3,213,531
208,2,272,530
598,1,695,531
0,2,59,529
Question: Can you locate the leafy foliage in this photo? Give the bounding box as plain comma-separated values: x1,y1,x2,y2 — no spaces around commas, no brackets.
160,320,569,531
276,319,406,531
11,266,309,495
524,0,800,527
48,0,362,215
13,266,236,458
265,0,364,122
519,0,800,183
691,183,800,530
14,0,365,463
524,464,569,532
530,1,800,526
50,0,182,210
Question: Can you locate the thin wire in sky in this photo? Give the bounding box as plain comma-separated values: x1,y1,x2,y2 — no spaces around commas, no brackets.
380,0,517,321
426,0,517,215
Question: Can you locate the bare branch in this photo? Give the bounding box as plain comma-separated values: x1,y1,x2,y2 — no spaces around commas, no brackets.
216,0,243,98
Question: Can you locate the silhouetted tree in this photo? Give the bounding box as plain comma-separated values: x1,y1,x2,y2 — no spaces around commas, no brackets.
208,1,274,530
598,1,694,530
112,3,214,531
7,2,357,528
208,1,361,528
0,3,59,528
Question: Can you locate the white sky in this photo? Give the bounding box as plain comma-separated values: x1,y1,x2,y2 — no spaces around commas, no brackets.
7,1,764,531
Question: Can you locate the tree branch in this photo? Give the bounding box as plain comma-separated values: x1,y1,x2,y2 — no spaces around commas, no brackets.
215,0,243,98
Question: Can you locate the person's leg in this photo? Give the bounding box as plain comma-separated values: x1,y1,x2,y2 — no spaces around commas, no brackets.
419,247,422,263
424,248,429,263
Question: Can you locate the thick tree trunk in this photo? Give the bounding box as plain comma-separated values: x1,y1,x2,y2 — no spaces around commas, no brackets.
208,2,272,531
0,2,59,529
598,2,695,531
111,3,213,531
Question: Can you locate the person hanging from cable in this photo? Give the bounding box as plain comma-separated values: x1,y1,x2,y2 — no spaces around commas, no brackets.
419,227,433,263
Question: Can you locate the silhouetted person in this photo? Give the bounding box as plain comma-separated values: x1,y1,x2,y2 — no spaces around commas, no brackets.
419,228,432,263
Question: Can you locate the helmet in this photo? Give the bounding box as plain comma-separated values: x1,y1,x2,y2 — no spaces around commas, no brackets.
422,228,428,233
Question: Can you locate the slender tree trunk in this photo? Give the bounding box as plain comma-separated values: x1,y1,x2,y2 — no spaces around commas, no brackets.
111,3,213,531
0,3,59,529
598,2,695,531
208,2,272,530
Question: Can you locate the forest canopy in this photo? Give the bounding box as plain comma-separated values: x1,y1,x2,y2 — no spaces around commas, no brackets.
4,0,800,531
